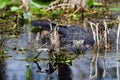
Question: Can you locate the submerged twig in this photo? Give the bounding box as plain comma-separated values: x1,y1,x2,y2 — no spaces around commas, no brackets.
89,53,96,78
102,50,107,77
102,20,109,77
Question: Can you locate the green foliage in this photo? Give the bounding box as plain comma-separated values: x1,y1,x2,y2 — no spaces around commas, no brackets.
0,50,3,55
10,6,22,13
87,0,103,7
87,0,94,7
31,0,55,6
23,12,32,24
31,26,43,33
52,8,62,16
71,14,79,20
109,7,120,12
30,2,49,16
23,12,32,20
39,9,49,16
26,64,30,80
53,54,72,66
0,0,10,8
93,2,103,7
30,5,40,14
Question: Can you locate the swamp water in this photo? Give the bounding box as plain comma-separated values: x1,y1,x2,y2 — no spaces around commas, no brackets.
1,28,120,80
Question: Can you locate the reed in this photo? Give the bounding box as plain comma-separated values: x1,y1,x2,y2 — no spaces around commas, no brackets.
89,21,109,79
49,21,60,52
116,16,120,80
26,64,30,80
89,21,99,78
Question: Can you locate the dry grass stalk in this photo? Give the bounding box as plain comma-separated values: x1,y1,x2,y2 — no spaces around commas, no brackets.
116,16,120,80
89,21,100,79
103,20,109,49
89,54,96,78
22,0,29,11
49,21,60,52
88,21,99,48
46,0,87,12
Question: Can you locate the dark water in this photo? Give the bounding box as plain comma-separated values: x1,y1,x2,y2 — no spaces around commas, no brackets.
1,30,120,80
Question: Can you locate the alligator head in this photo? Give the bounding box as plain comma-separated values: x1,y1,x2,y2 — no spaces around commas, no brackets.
31,20,94,53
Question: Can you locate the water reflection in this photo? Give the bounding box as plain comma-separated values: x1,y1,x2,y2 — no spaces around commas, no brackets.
1,47,120,80
1,30,120,80
57,63,72,80
34,60,72,80
5,59,27,80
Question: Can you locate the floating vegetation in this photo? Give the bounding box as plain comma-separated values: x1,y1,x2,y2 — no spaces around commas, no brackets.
0,55,12,59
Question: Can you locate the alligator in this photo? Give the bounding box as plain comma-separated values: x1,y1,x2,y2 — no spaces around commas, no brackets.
30,20,95,53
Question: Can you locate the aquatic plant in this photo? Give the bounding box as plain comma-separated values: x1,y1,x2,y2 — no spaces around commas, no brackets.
26,64,30,80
